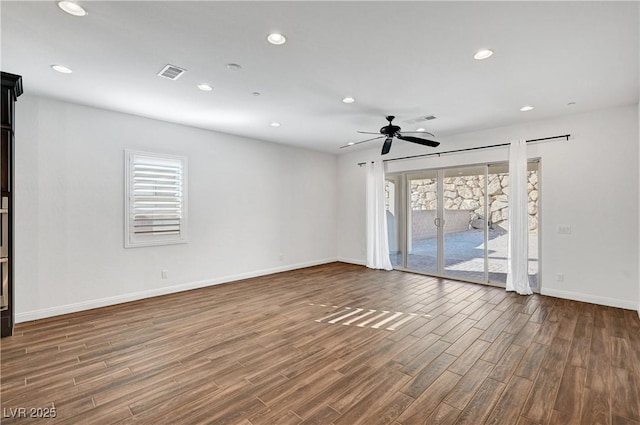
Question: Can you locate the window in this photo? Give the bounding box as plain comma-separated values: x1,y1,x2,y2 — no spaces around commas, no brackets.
124,150,187,248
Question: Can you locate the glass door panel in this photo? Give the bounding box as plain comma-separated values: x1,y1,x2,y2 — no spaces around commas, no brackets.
407,171,438,274
442,166,487,282
527,161,540,290
486,162,540,289
385,176,403,268
486,164,509,285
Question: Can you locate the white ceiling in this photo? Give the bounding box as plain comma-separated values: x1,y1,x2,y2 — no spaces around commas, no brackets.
2,1,638,154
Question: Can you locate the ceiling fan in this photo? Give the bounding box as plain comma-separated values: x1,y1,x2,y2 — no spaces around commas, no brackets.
341,115,440,155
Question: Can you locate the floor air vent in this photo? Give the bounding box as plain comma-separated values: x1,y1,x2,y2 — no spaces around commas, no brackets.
157,64,186,80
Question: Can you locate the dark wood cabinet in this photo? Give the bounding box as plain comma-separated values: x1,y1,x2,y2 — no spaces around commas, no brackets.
1,72,22,338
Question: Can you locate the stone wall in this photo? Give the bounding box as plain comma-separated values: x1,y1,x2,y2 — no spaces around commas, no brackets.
385,171,539,231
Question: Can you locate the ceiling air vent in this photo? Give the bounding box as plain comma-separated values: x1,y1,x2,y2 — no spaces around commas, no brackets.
157,64,186,80
403,115,437,125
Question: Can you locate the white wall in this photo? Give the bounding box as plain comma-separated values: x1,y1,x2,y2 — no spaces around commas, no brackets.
338,104,639,310
13,95,639,320
15,95,338,322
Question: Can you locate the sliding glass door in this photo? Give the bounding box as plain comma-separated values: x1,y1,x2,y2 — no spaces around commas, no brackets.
386,161,540,290
527,161,539,290
386,175,403,268
406,171,439,275
486,163,509,285
485,162,540,289
442,166,487,282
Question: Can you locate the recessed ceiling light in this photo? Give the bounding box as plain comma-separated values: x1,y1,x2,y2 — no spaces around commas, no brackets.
226,63,242,71
197,84,213,91
267,33,286,45
474,49,494,60
51,64,73,74
270,122,281,127
416,128,426,132
342,96,356,104
252,92,261,96
520,105,534,112
58,1,87,16
567,102,576,106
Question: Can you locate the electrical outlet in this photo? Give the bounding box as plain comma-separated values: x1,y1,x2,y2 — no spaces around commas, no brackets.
556,273,564,282
558,225,571,234
161,270,168,279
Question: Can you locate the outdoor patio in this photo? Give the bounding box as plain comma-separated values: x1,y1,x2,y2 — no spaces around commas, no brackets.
389,227,539,287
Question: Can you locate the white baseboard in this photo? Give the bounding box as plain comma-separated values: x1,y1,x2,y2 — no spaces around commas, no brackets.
337,257,366,266
338,261,640,313
17,259,637,323
541,287,638,311
15,258,338,323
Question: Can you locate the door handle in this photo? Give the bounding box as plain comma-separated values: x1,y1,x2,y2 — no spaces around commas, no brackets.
433,217,446,228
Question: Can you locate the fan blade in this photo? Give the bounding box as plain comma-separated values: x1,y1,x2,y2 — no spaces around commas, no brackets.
357,131,382,135
339,135,384,149
381,137,393,155
397,134,440,148
398,131,436,137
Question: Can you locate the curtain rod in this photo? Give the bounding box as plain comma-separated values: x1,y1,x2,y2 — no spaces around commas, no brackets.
357,134,570,166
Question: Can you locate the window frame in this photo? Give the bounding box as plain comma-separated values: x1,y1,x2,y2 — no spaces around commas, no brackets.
124,149,188,248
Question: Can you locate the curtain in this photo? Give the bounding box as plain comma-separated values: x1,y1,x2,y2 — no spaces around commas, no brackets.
366,161,393,270
506,140,533,295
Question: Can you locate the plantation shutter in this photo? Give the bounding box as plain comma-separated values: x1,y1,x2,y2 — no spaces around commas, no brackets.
125,150,188,247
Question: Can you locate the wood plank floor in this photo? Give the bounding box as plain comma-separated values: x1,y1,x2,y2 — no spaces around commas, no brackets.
1,262,639,425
